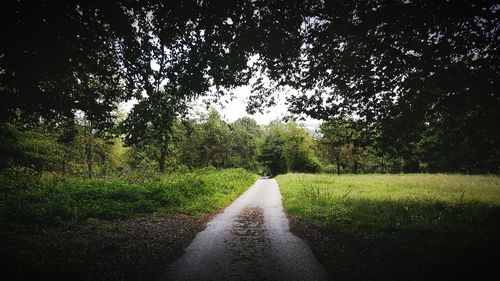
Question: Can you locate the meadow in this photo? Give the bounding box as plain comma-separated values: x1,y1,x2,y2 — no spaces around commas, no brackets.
0,168,258,230
277,173,500,280
277,173,500,231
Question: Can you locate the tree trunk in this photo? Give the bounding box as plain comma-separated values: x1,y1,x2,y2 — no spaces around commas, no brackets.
85,142,93,178
85,123,93,179
336,155,340,175
159,147,166,174
353,161,359,174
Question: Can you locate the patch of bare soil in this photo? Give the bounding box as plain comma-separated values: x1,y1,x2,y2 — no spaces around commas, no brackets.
0,214,213,281
287,215,500,281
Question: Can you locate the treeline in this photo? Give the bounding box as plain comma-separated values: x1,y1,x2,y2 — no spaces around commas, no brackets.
5,105,492,177
316,118,500,174
0,108,320,176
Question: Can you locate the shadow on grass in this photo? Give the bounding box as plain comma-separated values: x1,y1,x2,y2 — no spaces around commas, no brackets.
288,196,500,281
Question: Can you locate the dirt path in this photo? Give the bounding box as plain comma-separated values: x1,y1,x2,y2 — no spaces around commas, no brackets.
162,178,331,281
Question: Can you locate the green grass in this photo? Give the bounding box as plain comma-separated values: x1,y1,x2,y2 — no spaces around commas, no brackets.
277,173,500,232
0,168,258,229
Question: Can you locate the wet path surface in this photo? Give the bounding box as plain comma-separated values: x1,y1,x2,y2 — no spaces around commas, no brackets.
161,178,331,281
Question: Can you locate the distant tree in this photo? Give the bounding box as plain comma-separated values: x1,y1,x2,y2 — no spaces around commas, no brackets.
0,123,21,170
319,120,350,175
0,120,123,176
169,112,262,171
171,118,202,168
195,108,232,168
125,142,160,173
230,117,262,171
122,91,186,174
16,126,64,173
282,123,321,173
258,121,320,176
319,118,370,174
258,122,287,176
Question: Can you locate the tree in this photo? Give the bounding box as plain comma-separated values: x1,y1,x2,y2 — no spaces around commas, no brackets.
1,0,257,132
230,117,262,171
122,91,186,174
171,118,202,169
258,121,320,176
282,122,321,173
319,120,350,175
168,111,262,171
247,0,500,173
195,108,232,168
0,123,22,170
319,118,369,174
0,1,142,130
119,0,261,173
4,1,498,173
258,122,287,176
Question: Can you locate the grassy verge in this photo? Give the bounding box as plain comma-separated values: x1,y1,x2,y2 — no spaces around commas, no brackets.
276,173,500,280
0,168,258,280
0,168,258,230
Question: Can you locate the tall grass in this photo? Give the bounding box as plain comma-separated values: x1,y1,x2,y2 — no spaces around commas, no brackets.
0,168,258,229
277,173,500,232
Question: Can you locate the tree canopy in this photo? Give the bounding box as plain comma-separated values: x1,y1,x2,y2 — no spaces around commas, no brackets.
1,0,255,128
1,0,498,173
248,0,499,172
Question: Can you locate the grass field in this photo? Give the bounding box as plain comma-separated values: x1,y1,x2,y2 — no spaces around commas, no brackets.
0,168,258,230
277,173,500,231
276,173,500,280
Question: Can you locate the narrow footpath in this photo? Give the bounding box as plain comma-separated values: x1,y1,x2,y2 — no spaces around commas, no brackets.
162,178,331,281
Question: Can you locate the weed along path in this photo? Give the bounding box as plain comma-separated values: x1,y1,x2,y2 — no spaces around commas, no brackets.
161,178,331,281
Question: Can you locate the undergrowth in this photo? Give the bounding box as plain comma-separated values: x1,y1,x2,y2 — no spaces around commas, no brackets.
0,168,258,230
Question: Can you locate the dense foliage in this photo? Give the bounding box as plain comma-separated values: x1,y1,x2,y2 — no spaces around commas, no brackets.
249,0,500,173
258,121,320,175
0,108,324,176
2,1,497,173
1,0,254,128
0,168,258,229
2,103,499,176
